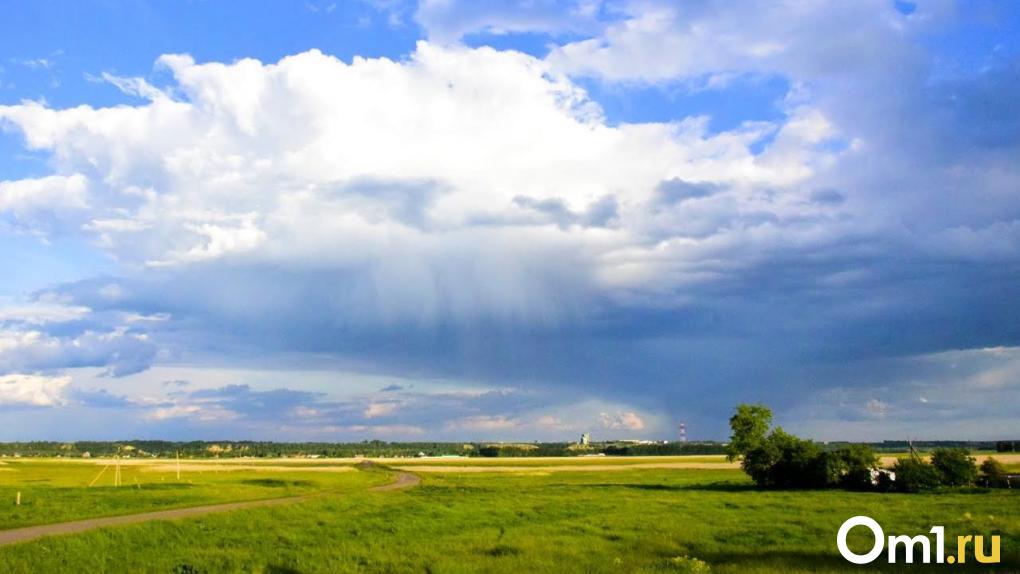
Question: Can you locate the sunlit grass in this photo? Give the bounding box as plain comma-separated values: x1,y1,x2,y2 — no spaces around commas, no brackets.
0,462,1015,573
0,459,373,529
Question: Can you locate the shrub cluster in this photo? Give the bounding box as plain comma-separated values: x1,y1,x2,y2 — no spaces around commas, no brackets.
890,448,989,491
978,458,1011,488
727,404,1005,492
726,404,881,489
734,427,879,489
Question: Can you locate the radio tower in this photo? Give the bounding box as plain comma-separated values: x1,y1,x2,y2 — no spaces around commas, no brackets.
678,422,687,443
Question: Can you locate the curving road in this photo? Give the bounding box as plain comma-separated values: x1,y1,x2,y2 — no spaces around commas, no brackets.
369,470,421,491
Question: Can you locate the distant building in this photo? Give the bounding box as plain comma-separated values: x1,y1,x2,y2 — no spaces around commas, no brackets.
580,433,590,446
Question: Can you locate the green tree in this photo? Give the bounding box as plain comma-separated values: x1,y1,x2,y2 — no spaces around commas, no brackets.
725,404,772,461
767,429,826,488
892,458,941,492
979,458,1008,487
833,444,879,490
930,448,977,486
738,427,831,489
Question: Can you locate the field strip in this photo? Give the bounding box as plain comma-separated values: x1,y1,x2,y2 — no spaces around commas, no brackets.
392,462,741,473
137,464,356,473
0,495,310,547
73,459,361,469
392,455,731,466
877,453,1020,466
62,455,735,467
396,453,1019,473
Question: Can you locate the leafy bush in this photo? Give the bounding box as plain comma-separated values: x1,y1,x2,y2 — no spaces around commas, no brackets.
930,448,977,486
892,458,941,492
767,430,828,489
740,441,780,487
727,403,994,494
832,444,879,490
979,458,1008,488
729,405,879,490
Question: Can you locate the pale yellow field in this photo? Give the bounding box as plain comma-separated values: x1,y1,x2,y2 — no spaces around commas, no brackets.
15,453,1018,477
877,453,1020,467
395,462,741,473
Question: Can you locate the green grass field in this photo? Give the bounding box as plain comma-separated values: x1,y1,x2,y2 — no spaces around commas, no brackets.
0,458,1017,573
0,459,379,529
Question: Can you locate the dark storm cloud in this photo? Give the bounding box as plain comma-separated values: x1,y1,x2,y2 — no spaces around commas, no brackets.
189,384,327,420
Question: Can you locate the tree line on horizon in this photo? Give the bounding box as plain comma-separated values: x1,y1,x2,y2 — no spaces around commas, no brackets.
0,439,729,459
0,433,1011,460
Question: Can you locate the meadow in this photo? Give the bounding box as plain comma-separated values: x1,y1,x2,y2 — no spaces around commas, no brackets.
0,456,1016,573
0,459,380,529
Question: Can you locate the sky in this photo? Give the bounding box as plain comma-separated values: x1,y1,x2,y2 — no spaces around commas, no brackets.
0,0,1018,442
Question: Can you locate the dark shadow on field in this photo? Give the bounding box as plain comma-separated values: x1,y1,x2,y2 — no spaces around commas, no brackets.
673,482,757,492
137,483,196,490
557,482,755,493
240,479,313,488
266,566,304,574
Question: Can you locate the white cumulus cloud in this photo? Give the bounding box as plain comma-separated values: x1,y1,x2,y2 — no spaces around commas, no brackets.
0,43,844,324
0,373,70,406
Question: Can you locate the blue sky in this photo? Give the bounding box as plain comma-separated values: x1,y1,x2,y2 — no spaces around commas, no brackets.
1,1,1018,442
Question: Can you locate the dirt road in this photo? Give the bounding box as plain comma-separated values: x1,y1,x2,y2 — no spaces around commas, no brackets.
370,470,421,491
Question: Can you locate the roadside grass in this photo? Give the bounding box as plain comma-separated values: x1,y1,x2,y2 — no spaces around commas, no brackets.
0,466,1015,573
0,460,373,529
